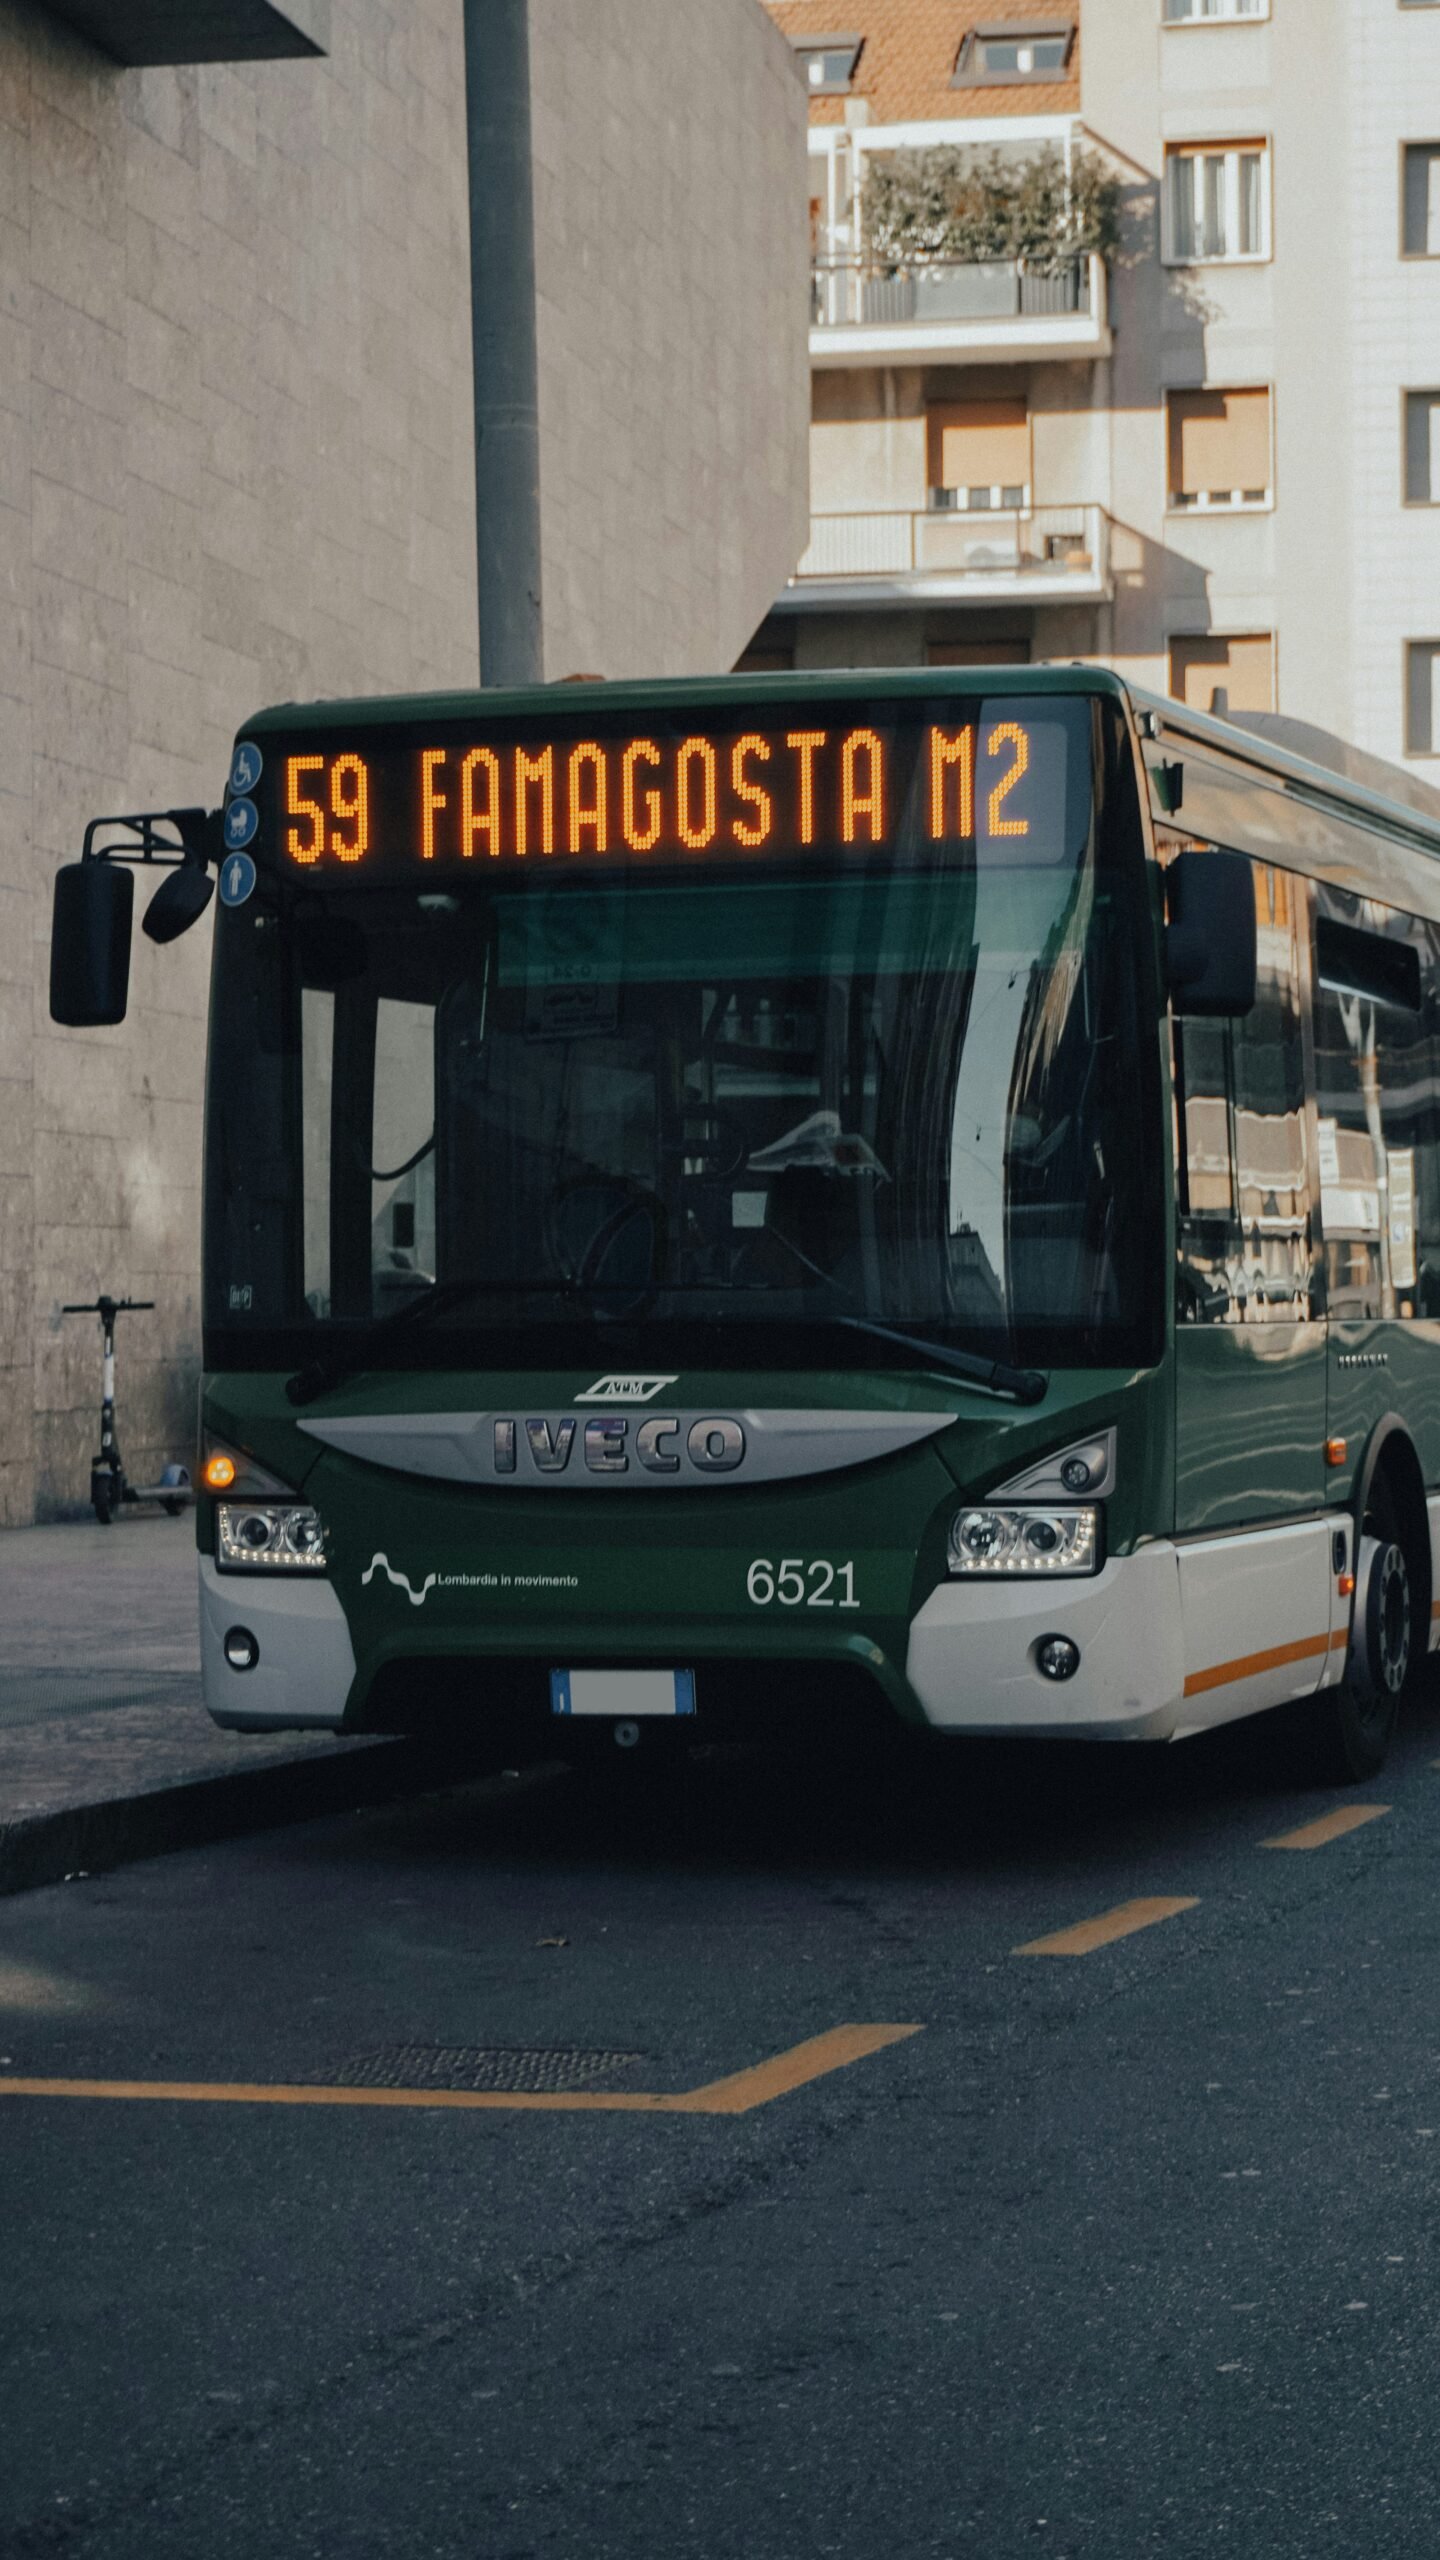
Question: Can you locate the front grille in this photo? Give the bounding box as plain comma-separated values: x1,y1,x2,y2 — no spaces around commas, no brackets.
333,2045,643,2094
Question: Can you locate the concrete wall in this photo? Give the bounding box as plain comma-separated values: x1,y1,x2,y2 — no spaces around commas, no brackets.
529,0,810,682
0,0,810,1526
0,0,478,1528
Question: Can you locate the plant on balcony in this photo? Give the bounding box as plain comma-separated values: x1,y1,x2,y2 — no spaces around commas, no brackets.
862,144,1120,276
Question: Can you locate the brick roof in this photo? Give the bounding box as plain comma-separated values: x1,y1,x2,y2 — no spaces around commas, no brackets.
764,0,1080,126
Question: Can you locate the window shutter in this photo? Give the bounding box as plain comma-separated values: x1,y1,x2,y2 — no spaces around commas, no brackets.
1170,633,1274,713
928,399,1030,492
1169,388,1270,500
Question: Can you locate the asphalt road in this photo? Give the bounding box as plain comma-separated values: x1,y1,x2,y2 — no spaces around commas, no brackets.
6,1693,1440,2559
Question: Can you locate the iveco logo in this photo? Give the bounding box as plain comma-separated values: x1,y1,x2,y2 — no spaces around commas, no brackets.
574,1375,677,1403
494,1414,745,1477
297,1406,962,1489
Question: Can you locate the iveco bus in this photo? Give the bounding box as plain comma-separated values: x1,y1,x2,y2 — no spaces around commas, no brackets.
48,670,1440,1780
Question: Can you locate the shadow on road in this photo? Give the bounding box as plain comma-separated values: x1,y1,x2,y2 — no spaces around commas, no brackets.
308,1671,1440,1894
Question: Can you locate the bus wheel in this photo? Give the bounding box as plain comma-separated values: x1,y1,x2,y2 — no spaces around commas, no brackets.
1310,1511,1414,1783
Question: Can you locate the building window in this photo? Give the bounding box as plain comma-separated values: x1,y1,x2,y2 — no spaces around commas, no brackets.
1402,145,1440,255
952,24,1074,84
927,398,1031,512
1167,387,1272,509
1405,393,1440,502
1406,642,1440,754
1164,143,1269,262
1169,632,1275,713
1163,0,1267,20
791,35,861,94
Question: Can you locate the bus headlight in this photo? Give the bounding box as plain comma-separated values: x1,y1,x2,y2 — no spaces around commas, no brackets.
948,1505,1099,1576
217,1501,328,1571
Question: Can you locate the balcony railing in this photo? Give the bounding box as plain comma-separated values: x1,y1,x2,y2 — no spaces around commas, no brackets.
792,503,1110,597
811,254,1094,332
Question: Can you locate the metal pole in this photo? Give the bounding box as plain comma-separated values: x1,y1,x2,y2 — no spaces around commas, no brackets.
463,0,544,685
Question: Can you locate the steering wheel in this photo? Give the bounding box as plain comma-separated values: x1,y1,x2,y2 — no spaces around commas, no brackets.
549,1177,667,1320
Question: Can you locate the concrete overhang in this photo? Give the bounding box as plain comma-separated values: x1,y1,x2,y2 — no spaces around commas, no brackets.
777,566,1112,611
40,0,328,62
809,310,1111,369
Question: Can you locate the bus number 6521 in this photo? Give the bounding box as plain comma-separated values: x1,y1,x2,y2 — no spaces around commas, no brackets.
746,1558,859,1608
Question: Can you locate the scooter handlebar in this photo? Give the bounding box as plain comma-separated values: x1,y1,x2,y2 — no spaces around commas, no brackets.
61,1299,156,1315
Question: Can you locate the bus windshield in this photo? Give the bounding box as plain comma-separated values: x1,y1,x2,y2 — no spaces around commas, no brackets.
204,692,1161,1373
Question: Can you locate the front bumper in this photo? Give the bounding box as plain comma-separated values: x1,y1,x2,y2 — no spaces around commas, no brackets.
199,1544,1187,1744
905,1544,1183,1739
200,1557,356,1731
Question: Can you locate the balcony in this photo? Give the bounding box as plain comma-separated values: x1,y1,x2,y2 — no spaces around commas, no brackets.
783,503,1112,610
809,253,1109,369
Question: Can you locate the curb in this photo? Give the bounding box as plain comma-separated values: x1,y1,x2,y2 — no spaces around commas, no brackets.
0,1738,453,1898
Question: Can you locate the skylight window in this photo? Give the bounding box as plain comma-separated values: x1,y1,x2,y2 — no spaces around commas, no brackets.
791,34,862,94
953,23,1074,84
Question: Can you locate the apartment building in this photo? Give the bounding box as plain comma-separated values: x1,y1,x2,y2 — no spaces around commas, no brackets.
758,0,1440,785
1084,0,1440,761
754,0,1113,673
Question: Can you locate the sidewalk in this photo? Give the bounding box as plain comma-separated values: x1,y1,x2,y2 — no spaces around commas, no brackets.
0,1514,409,1893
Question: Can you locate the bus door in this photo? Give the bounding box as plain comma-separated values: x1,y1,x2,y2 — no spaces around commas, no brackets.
1172,859,1332,1722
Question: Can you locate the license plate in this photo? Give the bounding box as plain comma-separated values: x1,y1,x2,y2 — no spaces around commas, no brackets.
550,1669,696,1718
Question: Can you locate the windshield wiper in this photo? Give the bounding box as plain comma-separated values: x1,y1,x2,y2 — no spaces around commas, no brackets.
286,1284,1049,1411
831,1313,1047,1405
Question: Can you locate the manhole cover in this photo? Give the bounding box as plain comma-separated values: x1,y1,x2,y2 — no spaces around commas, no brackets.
334,2046,644,2094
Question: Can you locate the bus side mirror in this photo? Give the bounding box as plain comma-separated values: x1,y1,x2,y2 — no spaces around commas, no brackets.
143,857,215,945
1165,847,1257,1018
49,861,134,1026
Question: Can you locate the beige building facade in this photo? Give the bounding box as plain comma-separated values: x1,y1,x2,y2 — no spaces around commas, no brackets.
1083,0,1440,764
755,0,1113,671
757,0,1440,785
0,0,807,1527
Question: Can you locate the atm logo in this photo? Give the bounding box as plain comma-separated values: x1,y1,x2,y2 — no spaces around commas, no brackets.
575,1375,677,1403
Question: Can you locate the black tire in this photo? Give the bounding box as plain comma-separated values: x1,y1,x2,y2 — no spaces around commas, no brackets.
163,1498,185,1518
1305,1488,1416,1783
92,1485,115,1526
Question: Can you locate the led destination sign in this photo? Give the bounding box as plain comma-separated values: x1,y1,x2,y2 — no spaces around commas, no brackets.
270,704,1078,874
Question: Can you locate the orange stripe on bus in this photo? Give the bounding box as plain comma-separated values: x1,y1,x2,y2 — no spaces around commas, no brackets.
1183,1630,1339,1699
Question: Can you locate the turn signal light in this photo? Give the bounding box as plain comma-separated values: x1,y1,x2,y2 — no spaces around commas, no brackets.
1338,1573,1356,1597
1325,1438,1348,1468
203,1452,237,1490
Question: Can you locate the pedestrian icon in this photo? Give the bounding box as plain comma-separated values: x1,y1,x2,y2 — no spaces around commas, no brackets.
229,740,263,796
224,796,259,849
219,851,256,908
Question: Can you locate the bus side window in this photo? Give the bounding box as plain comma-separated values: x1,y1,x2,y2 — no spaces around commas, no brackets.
1176,858,1312,1325
1230,863,1314,1323
1313,890,1434,1321
1176,1015,1240,1323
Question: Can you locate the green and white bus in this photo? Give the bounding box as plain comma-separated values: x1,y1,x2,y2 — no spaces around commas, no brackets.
49,669,1440,1780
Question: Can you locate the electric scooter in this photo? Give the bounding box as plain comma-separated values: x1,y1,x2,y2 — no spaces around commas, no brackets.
61,1296,193,1525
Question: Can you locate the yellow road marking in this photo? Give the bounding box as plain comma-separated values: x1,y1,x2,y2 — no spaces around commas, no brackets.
1013,1897,1198,1957
0,2024,921,2118
1261,1804,1389,1851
